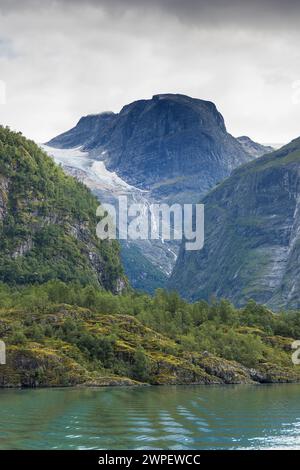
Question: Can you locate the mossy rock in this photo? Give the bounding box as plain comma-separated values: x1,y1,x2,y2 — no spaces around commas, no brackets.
0,344,89,387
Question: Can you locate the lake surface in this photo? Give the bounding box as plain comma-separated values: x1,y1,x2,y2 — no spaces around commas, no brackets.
0,384,300,450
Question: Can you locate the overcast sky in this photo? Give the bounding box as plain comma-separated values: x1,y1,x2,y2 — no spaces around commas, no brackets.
0,0,300,143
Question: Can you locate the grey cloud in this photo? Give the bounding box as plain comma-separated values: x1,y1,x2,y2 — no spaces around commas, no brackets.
0,0,299,144
2,0,300,25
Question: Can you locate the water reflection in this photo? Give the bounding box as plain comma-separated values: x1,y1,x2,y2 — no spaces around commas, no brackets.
0,384,300,450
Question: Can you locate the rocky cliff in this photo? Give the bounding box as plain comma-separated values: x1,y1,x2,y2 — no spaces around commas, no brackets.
170,136,300,310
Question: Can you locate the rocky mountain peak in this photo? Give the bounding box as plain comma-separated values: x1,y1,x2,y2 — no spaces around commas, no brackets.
47,94,250,202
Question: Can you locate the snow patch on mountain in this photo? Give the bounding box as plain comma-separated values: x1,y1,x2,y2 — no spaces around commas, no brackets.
41,144,147,196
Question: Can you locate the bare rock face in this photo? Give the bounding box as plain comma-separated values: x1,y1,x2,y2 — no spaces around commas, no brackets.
237,136,274,158
12,239,33,258
170,137,300,310
0,176,8,221
47,94,253,204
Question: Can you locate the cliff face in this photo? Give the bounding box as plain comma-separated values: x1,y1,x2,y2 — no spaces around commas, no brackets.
48,94,252,203
0,126,125,293
48,112,117,150
170,137,300,310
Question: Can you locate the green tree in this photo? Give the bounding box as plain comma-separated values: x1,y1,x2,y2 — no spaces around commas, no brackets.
132,347,151,381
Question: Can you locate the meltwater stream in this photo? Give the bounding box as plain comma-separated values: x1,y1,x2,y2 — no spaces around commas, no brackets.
0,384,300,450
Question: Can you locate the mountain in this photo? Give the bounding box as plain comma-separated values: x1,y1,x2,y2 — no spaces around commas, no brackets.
2,126,300,389
0,126,125,293
170,136,300,310
47,94,253,204
45,94,258,292
237,136,274,158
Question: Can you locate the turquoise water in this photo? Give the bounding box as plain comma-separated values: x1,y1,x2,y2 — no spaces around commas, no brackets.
0,384,300,450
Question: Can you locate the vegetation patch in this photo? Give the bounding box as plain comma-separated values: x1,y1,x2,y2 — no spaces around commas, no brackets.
0,282,300,387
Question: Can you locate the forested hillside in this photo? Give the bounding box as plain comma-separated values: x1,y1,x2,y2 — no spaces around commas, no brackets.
0,126,125,293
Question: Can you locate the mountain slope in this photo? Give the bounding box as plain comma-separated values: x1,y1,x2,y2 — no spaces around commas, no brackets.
42,144,175,291
237,136,274,158
170,136,300,310
47,94,253,203
0,126,125,292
